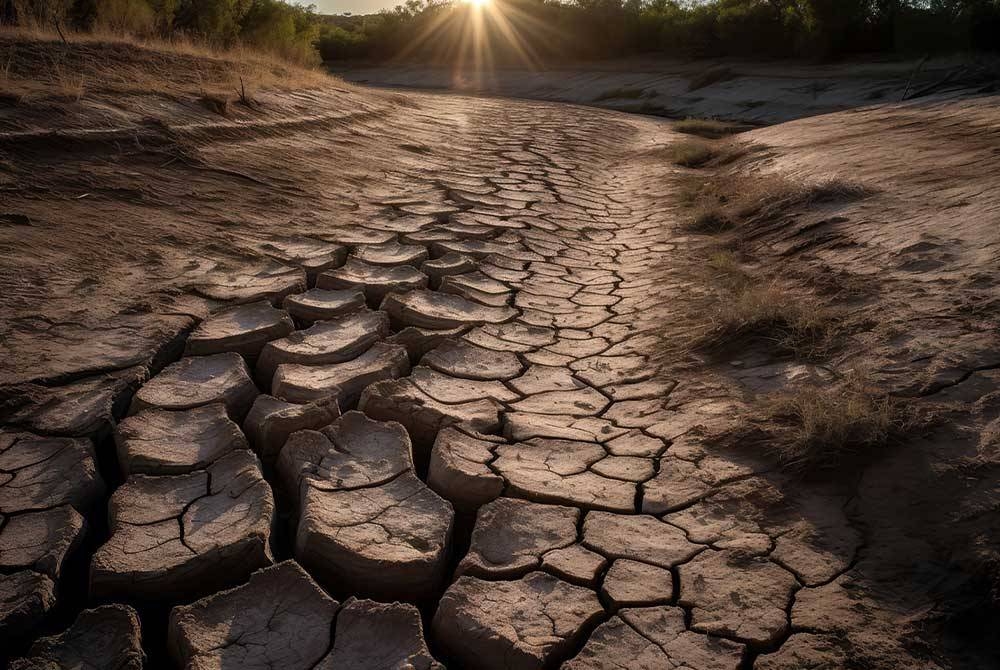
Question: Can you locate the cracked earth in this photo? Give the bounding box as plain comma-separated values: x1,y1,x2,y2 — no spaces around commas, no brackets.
2,49,996,668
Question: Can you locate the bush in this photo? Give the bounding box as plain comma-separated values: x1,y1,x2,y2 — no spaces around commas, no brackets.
93,0,156,35
240,0,319,65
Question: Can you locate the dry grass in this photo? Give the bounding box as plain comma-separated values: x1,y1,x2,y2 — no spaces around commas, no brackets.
684,174,871,238
745,372,919,473
684,209,735,234
689,250,842,359
659,138,758,171
0,26,330,103
674,118,749,139
733,178,870,223
668,140,716,168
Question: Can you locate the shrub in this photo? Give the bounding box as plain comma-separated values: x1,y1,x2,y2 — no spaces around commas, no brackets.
93,0,156,35
240,0,319,65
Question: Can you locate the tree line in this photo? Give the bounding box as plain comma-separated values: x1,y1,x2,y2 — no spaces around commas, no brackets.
317,0,1000,63
3,0,998,66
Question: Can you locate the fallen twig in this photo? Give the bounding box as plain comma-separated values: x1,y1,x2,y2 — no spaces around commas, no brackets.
900,55,928,102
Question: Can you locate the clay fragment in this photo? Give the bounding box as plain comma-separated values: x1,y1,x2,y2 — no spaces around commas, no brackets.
432,571,604,670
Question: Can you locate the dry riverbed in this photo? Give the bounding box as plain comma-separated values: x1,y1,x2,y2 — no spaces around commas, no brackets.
1,34,998,669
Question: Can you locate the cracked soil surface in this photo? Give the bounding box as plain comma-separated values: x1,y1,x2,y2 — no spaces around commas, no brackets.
1,36,999,670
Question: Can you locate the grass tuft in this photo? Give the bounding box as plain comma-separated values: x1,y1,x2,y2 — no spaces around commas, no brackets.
681,175,871,237
684,209,734,234
200,94,230,116
751,373,919,473
668,140,716,168
689,250,841,359
674,118,749,139
736,178,871,221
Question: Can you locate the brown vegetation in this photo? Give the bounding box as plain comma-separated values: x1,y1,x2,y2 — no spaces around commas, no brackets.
689,250,843,360
736,372,920,473
673,117,749,139
0,27,330,103
666,140,716,168
680,167,871,240
666,126,925,478
663,138,758,170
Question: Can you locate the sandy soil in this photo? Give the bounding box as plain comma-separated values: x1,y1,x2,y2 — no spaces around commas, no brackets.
334,56,997,124
1,35,998,669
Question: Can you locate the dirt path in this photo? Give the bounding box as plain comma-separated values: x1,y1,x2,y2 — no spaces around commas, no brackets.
0,88,973,668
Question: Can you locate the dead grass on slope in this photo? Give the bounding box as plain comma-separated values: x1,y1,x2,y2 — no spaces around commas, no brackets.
665,140,716,168
673,117,750,139
688,249,843,360
655,137,760,170
733,371,920,474
665,130,909,473
680,170,871,238
0,27,330,104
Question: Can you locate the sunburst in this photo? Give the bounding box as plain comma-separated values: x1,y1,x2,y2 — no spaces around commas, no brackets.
391,0,565,75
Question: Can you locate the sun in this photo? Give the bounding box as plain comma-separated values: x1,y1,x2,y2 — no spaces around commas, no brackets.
462,0,492,7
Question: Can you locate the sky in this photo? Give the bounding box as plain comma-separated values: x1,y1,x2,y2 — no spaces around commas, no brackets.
311,0,401,15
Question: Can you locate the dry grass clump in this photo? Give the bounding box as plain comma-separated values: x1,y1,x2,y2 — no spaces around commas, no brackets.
660,139,758,171
684,209,735,234
686,175,871,237
751,373,918,473
690,250,842,359
673,117,748,139
733,178,870,223
668,140,716,168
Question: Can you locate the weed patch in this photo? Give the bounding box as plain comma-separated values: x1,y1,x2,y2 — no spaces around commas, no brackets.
668,141,716,168
688,250,842,359
739,373,920,473
674,118,751,139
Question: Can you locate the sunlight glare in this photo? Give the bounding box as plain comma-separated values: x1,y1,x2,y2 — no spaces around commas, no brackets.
463,0,492,8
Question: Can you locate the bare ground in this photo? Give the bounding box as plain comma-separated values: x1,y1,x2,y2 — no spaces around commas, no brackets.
1,34,998,669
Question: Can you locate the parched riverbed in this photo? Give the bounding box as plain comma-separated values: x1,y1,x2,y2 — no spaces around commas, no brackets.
1,60,997,670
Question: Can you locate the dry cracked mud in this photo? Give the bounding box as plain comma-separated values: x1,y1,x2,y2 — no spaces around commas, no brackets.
1,49,995,669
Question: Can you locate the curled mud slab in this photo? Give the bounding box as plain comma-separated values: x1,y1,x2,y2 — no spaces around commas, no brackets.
9,605,144,670
1,70,977,669
115,405,248,476
279,412,454,600
90,450,274,602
